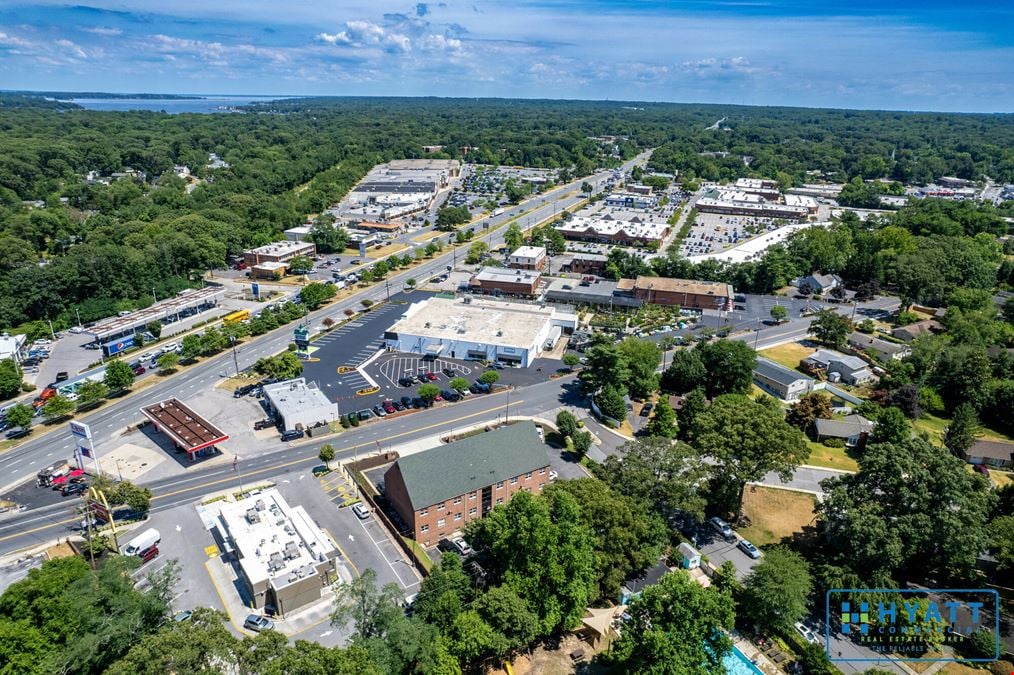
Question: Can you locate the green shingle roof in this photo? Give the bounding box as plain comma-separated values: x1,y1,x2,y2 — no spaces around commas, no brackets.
392,422,549,510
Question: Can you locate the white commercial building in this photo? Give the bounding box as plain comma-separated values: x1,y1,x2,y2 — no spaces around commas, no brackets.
384,297,578,368
0,333,27,363
507,245,547,271
263,378,340,432
555,215,670,247
208,488,339,614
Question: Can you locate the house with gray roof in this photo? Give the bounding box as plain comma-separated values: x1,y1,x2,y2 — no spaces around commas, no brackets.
384,422,550,546
847,331,911,362
793,273,842,294
814,415,874,450
802,349,875,386
891,320,943,343
962,439,1014,469
753,358,814,401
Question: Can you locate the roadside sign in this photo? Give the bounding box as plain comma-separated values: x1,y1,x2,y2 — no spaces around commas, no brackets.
251,283,260,298
359,241,367,257
69,421,92,440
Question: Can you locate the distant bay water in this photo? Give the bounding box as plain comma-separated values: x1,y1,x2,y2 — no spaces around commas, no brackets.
68,96,286,113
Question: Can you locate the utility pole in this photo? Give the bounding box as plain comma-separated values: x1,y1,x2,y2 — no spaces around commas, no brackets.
505,388,510,422
229,336,240,376
385,280,391,302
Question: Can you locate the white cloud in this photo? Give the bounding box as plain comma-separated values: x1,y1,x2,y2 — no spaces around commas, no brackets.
56,39,88,59
83,26,122,36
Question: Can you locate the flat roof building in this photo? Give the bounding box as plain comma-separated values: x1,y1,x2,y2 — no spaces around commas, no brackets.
251,261,289,279
604,193,656,209
140,398,229,460
384,296,577,367
209,488,338,615
384,422,551,546
263,378,340,432
469,268,542,297
733,178,780,199
243,241,316,266
697,188,810,220
506,245,547,271
616,276,734,311
555,216,669,247
86,287,225,343
0,333,27,363
564,252,609,276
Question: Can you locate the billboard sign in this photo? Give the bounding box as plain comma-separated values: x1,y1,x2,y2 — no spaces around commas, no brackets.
69,421,92,440
294,325,310,350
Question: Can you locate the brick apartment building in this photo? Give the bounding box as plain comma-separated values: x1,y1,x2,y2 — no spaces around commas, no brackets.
616,276,734,311
565,252,608,276
384,422,551,546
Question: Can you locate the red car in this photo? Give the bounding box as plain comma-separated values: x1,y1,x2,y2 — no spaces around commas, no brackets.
132,365,146,375
382,400,396,414
424,372,438,382
138,545,159,563
434,393,443,401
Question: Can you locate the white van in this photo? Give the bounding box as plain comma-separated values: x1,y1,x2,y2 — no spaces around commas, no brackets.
123,528,161,556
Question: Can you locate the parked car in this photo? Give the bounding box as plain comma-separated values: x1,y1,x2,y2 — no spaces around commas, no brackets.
709,516,734,540
411,397,427,409
244,615,275,632
549,470,559,482
280,429,304,442
372,405,387,418
352,502,371,520
640,403,653,417
392,400,405,411
55,372,69,382
382,400,396,414
794,621,819,644
138,545,160,563
253,419,274,431
441,390,461,402
132,365,146,375
737,539,762,559
450,537,473,556
400,396,415,409
424,372,439,381
441,367,456,377
61,482,87,497
357,409,374,421
173,610,193,622
398,377,415,387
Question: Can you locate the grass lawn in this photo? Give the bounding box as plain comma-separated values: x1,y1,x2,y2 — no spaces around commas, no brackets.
804,439,859,472
366,242,409,259
759,341,817,371
411,230,444,243
913,412,1014,444
990,469,1012,487
740,486,817,547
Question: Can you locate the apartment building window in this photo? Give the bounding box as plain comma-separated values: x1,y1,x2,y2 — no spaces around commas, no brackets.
469,493,476,500
496,481,504,489
437,518,446,527
420,508,428,516
496,498,504,505
526,471,533,479
454,497,462,505
421,524,429,533
454,513,462,521
539,467,547,475
469,507,477,516
437,502,445,511
510,477,518,485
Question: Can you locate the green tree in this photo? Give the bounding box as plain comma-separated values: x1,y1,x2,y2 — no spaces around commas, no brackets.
503,223,524,252
156,352,180,374
595,383,627,422
372,261,388,279
562,353,580,370
942,403,982,458
5,402,33,430
318,444,335,470
306,221,350,254
300,281,336,310
464,241,488,264
145,321,163,339
466,490,597,635
435,206,471,231
677,387,708,442
739,547,812,633
75,380,109,407
478,370,500,385
42,394,74,420
448,610,505,663
547,478,666,599
253,352,303,380
696,395,809,520
599,436,710,520
808,308,852,349
449,376,469,392
103,359,135,391
611,570,735,675
769,304,788,323
618,338,661,399
288,255,313,275
413,553,472,630
786,391,834,431
644,398,678,439
698,340,757,398
572,430,593,458
330,568,404,640
817,437,995,580
556,410,579,439
579,336,629,394
180,334,203,362
417,383,441,405
109,480,153,513
871,406,909,444
472,585,539,657
0,358,23,400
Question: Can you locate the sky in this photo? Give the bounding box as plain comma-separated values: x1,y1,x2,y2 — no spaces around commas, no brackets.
0,1,1012,112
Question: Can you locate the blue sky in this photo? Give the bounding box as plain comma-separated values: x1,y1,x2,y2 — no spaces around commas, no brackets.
0,1,1012,111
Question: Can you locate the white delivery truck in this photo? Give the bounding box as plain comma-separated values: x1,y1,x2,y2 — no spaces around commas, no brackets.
123,528,161,556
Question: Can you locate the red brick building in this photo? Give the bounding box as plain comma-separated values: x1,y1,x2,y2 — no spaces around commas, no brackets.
617,276,734,311
384,423,551,546
469,268,541,297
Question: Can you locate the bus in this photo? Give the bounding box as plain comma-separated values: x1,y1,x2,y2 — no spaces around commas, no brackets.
222,309,250,324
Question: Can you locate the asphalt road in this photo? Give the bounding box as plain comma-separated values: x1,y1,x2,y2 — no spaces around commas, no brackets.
0,154,650,498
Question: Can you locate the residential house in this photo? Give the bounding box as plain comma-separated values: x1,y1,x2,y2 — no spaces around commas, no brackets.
753,358,815,402
793,273,842,294
848,332,911,362
891,320,942,343
813,415,874,451
620,560,671,604
802,349,875,386
962,439,1014,469
384,422,551,546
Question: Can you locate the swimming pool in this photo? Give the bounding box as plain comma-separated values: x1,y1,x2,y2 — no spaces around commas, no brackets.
722,645,764,675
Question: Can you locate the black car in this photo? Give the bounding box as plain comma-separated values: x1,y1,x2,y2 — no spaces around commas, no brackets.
441,367,455,377
441,389,461,402
400,396,414,409
55,371,69,382
234,384,255,398
397,377,415,387
640,403,653,417
253,419,274,431
280,429,304,442
62,482,87,497
392,401,405,411
412,397,427,409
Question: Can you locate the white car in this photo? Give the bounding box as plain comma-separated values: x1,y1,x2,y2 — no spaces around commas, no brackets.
352,502,370,520
709,516,734,540
451,537,472,556
794,621,819,644
162,342,180,353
